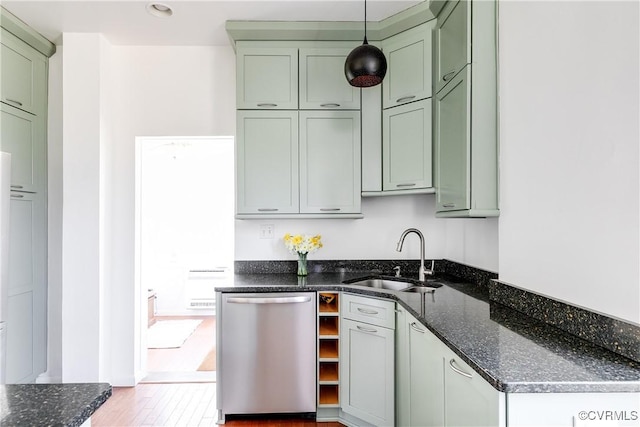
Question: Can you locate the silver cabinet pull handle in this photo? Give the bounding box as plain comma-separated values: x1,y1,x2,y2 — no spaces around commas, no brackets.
449,358,473,379
227,296,311,304
11,193,24,198
410,322,425,333
10,185,24,189
396,95,416,103
257,208,279,212
443,71,456,81
396,183,416,188
442,203,456,208
5,98,23,106
320,208,340,212
356,325,378,333
257,103,277,108
320,103,340,108
357,307,378,315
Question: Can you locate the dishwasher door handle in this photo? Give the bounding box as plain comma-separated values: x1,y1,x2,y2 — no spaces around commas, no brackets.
227,296,312,304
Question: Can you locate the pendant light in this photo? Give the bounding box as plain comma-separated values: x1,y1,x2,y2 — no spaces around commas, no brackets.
344,0,387,88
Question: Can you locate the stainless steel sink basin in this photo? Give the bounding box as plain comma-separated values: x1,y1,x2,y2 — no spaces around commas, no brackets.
344,277,444,292
347,278,414,291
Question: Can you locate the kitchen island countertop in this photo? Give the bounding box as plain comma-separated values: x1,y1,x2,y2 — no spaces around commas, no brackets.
216,272,640,394
0,382,111,427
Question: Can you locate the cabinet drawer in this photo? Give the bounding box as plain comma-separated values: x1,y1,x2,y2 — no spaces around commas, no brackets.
341,293,395,329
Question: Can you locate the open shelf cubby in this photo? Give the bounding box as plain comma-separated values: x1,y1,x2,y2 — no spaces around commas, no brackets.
318,384,339,406
319,316,339,336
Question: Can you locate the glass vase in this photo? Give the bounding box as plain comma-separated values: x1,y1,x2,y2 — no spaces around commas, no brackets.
297,252,308,276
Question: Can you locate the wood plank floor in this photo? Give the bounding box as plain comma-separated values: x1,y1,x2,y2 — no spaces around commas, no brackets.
91,384,343,426
147,316,216,372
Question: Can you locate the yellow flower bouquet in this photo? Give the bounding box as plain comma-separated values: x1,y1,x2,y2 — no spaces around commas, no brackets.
283,233,322,276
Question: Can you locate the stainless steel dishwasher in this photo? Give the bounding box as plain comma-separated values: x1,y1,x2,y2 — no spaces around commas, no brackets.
216,292,316,423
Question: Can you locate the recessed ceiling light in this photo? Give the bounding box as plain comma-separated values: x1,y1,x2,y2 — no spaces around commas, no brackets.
146,3,173,18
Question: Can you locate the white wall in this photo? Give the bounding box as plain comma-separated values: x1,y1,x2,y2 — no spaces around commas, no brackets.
235,195,450,263
498,1,640,324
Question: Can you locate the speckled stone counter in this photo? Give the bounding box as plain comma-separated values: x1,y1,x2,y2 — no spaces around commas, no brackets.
216,272,640,394
0,383,112,427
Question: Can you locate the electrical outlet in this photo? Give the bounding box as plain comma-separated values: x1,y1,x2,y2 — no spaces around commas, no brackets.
259,224,275,239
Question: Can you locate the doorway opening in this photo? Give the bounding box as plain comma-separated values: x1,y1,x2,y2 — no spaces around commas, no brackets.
135,136,234,383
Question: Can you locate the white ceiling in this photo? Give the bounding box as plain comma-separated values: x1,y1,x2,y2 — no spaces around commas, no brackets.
2,0,423,46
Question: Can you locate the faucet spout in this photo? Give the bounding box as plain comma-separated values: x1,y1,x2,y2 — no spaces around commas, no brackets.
396,228,433,282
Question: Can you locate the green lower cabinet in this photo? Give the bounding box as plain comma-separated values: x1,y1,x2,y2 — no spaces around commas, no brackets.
341,317,395,426
443,351,505,426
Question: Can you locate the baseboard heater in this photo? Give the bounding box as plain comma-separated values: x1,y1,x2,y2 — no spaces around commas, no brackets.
188,298,216,309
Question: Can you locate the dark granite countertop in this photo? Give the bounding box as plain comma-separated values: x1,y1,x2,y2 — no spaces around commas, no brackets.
0,383,112,427
216,272,640,394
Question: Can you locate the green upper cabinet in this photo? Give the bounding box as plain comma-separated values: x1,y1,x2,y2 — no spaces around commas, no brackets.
381,22,434,109
434,69,470,213
383,99,432,192
433,0,498,218
433,0,471,94
236,110,299,214
299,48,360,110
236,46,298,109
1,28,47,116
299,111,361,214
1,103,45,193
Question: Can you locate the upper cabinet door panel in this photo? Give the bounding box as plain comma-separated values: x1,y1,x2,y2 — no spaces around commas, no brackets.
383,99,432,191
434,0,471,94
1,29,46,115
382,22,433,109
236,47,298,109
236,110,299,214
299,48,360,110
0,103,43,193
299,110,361,214
435,66,471,212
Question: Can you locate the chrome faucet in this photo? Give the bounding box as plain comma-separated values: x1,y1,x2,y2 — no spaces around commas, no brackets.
396,228,434,282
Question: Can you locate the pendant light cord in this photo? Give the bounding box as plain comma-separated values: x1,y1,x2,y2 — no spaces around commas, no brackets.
363,0,368,44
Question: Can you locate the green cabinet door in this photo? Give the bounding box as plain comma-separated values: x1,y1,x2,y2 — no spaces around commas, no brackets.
236,47,298,109
383,99,433,192
6,190,47,383
1,29,47,116
408,319,445,427
341,317,395,426
236,110,299,214
299,48,360,110
434,66,470,213
443,351,503,426
382,22,434,109
433,0,471,94
299,111,361,214
1,103,45,193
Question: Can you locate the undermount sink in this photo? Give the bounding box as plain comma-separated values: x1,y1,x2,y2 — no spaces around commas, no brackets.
344,277,443,292
347,278,414,291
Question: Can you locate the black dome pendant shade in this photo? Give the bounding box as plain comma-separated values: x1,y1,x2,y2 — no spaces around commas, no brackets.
345,0,387,88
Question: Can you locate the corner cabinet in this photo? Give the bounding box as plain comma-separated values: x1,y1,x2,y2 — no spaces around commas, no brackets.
340,294,395,427
363,22,436,197
397,309,505,427
382,99,432,192
433,0,498,217
381,22,434,109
